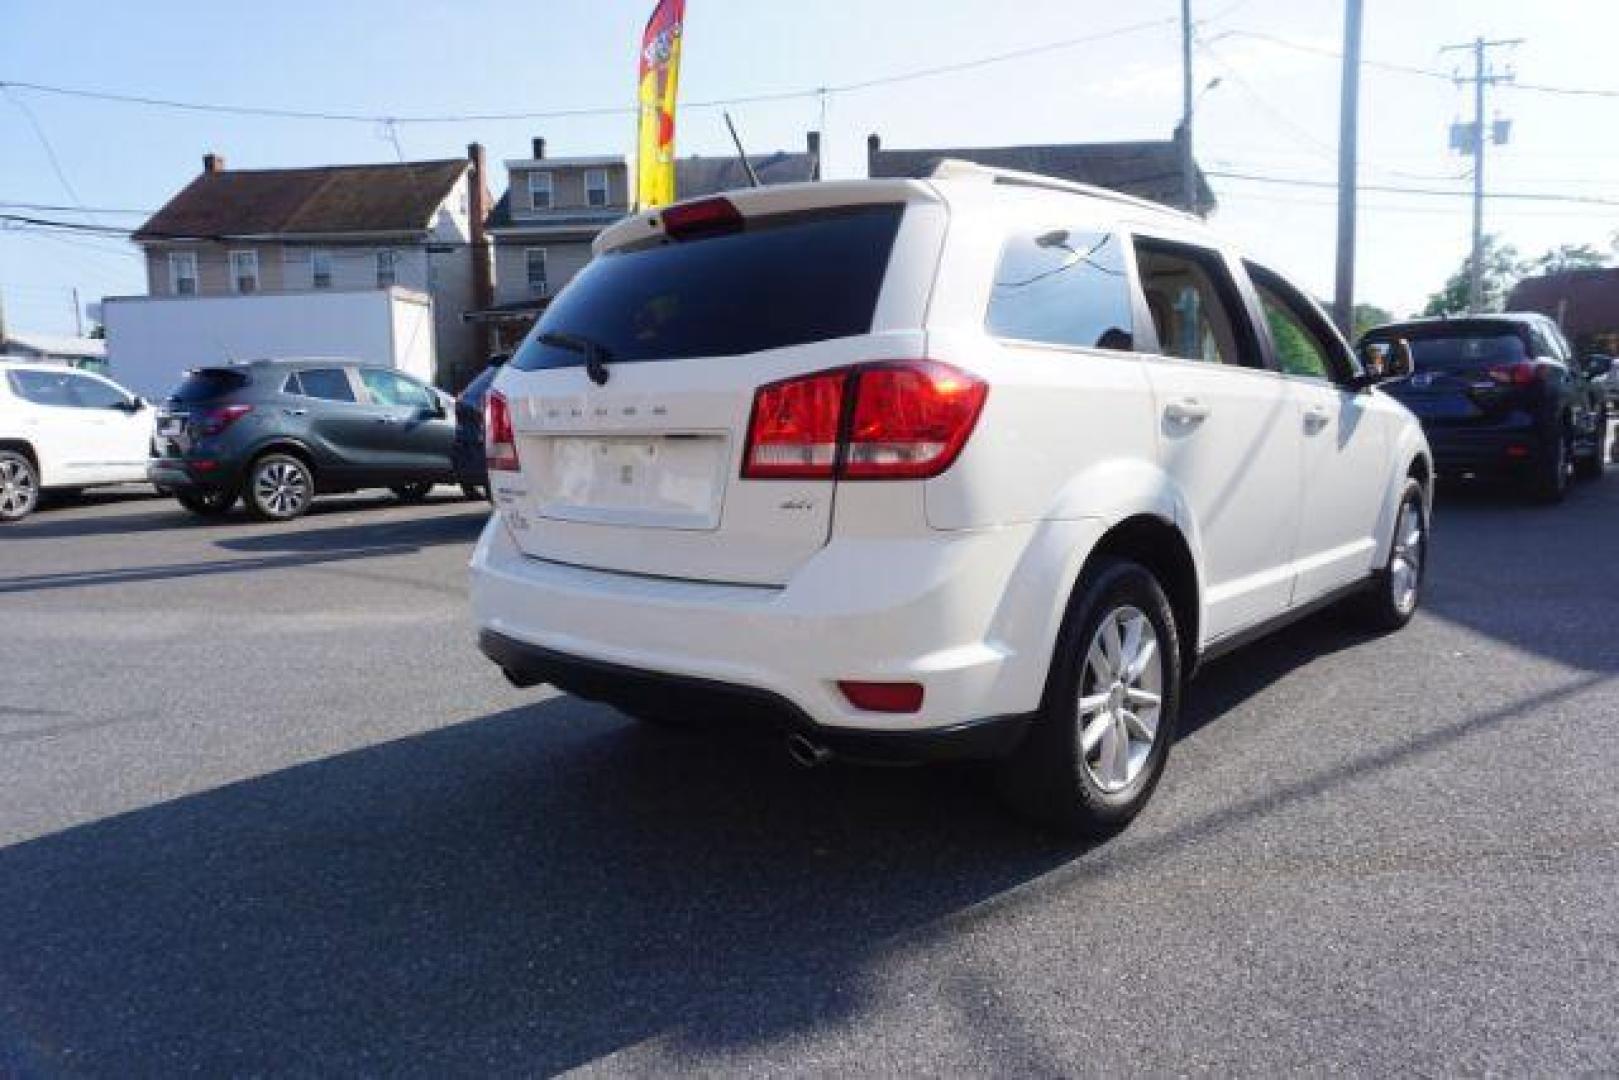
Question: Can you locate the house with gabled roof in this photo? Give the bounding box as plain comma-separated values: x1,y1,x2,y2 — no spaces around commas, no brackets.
131,146,495,387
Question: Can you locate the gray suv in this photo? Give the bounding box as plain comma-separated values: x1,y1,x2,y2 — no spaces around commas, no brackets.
149,358,456,521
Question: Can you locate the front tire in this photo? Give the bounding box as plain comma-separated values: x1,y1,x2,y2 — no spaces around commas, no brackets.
245,454,315,522
0,451,40,522
996,557,1182,838
1351,478,1427,632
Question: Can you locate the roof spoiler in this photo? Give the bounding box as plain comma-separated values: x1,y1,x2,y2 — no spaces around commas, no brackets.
925,158,1195,221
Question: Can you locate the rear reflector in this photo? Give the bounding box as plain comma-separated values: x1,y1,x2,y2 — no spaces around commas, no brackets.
741,361,987,482
486,390,520,472
838,680,924,714
661,197,743,241
1505,444,1531,459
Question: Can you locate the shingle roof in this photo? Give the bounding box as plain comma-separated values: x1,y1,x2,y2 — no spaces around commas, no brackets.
1507,269,1619,341
675,152,819,200
868,139,1214,212
135,159,469,241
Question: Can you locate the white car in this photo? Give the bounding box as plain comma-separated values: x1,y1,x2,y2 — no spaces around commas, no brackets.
470,163,1432,834
0,359,156,522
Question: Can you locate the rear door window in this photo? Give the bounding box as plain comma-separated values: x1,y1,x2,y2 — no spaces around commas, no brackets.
7,369,77,407
1134,239,1263,369
292,368,358,402
986,229,1135,351
511,203,904,370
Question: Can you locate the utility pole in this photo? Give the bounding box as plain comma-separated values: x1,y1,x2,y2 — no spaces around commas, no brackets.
1443,36,1520,313
1332,0,1363,337
1180,0,1197,215
71,287,84,338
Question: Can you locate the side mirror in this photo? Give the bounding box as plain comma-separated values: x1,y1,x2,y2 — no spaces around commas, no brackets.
1582,353,1611,379
429,393,448,418
1356,338,1413,384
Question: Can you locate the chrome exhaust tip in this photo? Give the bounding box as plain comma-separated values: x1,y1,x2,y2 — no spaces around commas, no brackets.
786,733,833,769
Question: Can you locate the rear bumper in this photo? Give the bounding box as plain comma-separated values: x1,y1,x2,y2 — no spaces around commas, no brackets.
470,511,1103,737
478,629,1029,763
1421,423,1550,474
147,457,240,493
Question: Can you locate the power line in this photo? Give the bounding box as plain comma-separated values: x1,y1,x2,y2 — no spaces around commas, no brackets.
0,16,1175,128
0,200,148,215
1206,170,1619,206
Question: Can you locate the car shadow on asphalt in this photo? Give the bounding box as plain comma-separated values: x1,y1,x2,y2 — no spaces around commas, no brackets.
7,491,480,541
1421,474,1619,673
0,632,1602,1074
213,504,489,555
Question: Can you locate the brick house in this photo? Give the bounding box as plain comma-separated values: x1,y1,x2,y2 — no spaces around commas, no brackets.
132,146,495,388
1508,268,1619,355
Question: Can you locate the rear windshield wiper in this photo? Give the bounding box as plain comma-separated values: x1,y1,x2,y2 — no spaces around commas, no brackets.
538,330,613,386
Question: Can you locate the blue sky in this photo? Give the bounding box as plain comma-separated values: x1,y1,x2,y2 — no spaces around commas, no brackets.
3,0,1617,336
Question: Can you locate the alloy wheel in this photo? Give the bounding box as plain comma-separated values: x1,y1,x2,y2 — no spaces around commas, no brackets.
0,456,39,520
1076,605,1164,794
254,460,311,519
1389,498,1424,615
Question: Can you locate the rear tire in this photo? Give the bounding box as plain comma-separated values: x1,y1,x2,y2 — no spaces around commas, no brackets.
0,450,40,522
1350,478,1427,632
176,490,237,518
245,454,315,522
1575,407,1607,481
1531,431,1570,504
996,557,1182,838
392,481,435,503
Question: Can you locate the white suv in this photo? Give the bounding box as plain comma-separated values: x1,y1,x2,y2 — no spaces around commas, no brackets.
1,360,155,522
471,163,1431,834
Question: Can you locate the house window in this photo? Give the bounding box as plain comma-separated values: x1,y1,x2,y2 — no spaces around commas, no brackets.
528,171,554,211
169,251,198,296
526,248,549,296
585,169,609,208
230,250,259,294
311,250,333,289
376,250,397,288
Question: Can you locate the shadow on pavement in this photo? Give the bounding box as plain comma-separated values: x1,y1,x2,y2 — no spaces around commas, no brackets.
214,505,488,555
0,623,1601,1074
1422,473,1619,673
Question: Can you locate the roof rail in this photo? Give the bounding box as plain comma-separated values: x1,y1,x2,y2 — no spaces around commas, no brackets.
924,158,1198,222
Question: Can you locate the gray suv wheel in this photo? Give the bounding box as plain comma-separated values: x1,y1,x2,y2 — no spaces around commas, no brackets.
246,454,315,522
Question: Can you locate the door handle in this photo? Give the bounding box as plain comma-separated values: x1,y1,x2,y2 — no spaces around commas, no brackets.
1164,398,1211,424
375,416,399,424
1303,404,1331,432
283,408,307,417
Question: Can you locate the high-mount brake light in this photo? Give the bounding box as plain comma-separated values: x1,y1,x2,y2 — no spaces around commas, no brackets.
660,197,743,241
740,361,988,482
485,390,520,472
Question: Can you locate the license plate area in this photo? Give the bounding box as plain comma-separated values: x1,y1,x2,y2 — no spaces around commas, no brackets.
526,433,728,530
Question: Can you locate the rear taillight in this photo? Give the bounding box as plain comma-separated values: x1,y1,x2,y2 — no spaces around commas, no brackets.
741,370,848,479
199,404,252,436
843,362,990,479
485,390,519,472
838,680,925,714
741,361,988,481
1487,361,1539,386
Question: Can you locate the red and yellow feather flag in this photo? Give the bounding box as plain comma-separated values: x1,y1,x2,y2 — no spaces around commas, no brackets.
635,0,685,210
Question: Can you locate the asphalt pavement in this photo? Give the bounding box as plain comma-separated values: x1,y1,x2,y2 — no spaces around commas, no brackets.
1,473,1617,1076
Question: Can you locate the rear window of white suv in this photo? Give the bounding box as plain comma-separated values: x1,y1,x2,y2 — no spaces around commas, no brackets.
510,203,904,370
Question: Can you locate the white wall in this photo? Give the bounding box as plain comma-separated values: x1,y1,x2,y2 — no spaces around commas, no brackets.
103,289,437,399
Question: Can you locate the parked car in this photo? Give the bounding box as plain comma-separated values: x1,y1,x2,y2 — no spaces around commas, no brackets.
470,165,1432,835
452,356,506,501
1359,314,1607,502
1598,355,1619,406
148,358,456,522
0,359,155,522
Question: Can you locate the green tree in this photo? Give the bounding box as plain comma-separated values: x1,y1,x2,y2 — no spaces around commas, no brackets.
1352,303,1393,339
1529,243,1607,275
1423,235,1525,316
